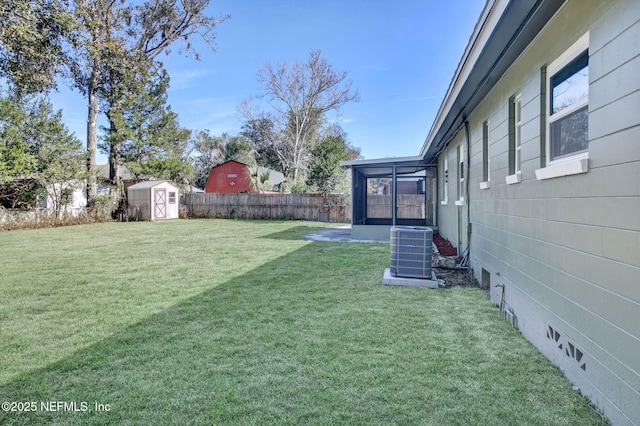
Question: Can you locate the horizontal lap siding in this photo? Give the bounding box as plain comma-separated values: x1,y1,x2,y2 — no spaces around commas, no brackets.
461,0,640,424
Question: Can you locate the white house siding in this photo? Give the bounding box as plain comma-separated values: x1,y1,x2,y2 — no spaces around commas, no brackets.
443,0,640,424
43,181,86,216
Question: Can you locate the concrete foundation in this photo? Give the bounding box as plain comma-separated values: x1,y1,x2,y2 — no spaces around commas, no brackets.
382,268,444,289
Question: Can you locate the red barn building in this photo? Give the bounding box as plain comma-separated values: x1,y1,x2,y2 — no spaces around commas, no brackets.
204,160,253,194
204,160,285,194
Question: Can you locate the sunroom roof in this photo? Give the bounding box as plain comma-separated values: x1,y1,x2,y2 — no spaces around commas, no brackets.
340,156,434,178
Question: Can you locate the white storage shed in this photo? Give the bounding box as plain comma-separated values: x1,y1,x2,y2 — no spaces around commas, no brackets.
127,181,180,221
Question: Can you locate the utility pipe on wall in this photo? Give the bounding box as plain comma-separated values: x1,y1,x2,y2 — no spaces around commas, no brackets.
462,120,472,267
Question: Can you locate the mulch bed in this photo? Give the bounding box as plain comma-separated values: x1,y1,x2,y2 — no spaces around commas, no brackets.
434,267,474,286
431,233,484,291
433,233,457,256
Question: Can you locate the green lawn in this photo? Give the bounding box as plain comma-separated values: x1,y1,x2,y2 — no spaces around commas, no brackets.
0,220,605,425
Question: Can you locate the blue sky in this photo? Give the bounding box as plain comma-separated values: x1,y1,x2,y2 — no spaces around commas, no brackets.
50,0,486,164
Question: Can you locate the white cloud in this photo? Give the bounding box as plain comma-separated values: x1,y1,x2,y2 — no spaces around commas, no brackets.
167,69,210,91
174,96,241,133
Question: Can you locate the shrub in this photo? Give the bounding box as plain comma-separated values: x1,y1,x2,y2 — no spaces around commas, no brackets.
0,195,118,231
88,194,118,222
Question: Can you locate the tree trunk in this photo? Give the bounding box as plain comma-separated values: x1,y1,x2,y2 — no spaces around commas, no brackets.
104,105,122,187
108,117,121,186
108,146,121,186
86,63,99,203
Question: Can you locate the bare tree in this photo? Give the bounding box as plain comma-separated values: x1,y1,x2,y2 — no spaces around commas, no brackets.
134,0,222,59
241,50,359,182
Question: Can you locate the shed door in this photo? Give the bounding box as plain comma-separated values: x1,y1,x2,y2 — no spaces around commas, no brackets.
154,189,167,219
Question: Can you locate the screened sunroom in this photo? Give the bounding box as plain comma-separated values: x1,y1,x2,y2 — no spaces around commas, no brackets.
341,156,437,241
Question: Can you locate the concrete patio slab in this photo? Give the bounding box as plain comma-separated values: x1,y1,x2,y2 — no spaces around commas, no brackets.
304,226,381,243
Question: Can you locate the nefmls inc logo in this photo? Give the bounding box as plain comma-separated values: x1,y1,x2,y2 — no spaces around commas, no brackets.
41,401,89,412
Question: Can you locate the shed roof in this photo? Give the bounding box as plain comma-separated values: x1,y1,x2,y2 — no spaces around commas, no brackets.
128,180,177,190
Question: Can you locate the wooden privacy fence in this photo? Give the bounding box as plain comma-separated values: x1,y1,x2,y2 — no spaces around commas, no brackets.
182,193,351,223
367,194,427,219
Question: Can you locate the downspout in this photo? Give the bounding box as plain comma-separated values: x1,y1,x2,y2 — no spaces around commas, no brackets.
462,120,472,267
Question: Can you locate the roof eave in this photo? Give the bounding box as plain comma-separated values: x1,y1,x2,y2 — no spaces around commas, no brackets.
419,0,566,163
340,155,425,168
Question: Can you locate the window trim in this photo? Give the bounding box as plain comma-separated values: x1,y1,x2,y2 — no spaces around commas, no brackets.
546,32,589,165
455,144,465,205
536,32,590,180
507,94,522,185
440,156,449,205
169,192,176,204
514,95,522,173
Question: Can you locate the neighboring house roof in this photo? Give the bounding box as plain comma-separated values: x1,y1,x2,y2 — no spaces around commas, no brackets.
96,164,135,182
187,186,205,193
256,165,285,186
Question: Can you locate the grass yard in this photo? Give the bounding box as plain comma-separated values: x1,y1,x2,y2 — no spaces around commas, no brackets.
0,220,605,425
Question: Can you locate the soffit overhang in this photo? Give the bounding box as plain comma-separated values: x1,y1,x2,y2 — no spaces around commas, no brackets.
420,0,566,164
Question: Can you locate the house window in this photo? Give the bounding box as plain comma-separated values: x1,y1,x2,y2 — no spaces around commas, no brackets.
507,94,522,184
169,192,176,204
440,156,448,205
548,33,589,163
480,120,490,189
61,188,73,205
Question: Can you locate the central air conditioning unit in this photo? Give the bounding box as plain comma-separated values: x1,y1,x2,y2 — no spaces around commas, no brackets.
390,226,433,279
